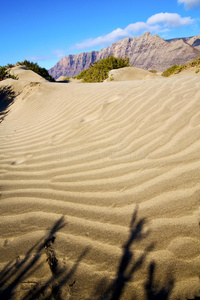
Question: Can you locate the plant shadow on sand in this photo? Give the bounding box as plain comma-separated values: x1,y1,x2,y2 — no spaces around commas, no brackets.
145,261,174,300
2,207,192,300
91,207,174,300
0,216,89,300
0,85,16,123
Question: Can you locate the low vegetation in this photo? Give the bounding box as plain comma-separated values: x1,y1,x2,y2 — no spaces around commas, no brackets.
149,69,157,74
188,56,200,67
75,56,130,82
161,65,186,77
0,66,17,81
162,56,200,77
0,86,16,122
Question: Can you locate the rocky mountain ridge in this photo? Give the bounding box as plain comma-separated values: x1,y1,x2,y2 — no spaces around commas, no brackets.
49,32,200,79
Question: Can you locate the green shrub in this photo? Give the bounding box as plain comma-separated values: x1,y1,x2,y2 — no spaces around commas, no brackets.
162,65,186,77
109,73,114,81
149,70,157,74
0,66,17,81
162,56,200,77
188,57,200,67
0,86,15,115
76,56,130,83
75,69,88,80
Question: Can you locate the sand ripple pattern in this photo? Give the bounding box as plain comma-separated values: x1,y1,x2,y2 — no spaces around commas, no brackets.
1,76,200,299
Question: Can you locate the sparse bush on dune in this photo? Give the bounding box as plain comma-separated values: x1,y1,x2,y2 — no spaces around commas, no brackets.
75,69,88,80
0,86,16,122
0,66,17,81
188,56,200,67
162,56,200,77
162,64,186,77
18,60,55,82
149,69,157,74
0,61,55,82
75,56,130,82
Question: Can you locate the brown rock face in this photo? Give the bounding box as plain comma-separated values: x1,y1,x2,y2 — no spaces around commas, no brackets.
48,32,200,79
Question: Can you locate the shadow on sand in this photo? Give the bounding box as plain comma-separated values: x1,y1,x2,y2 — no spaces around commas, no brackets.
0,216,89,300
91,207,174,300
0,85,16,123
56,80,70,83
0,208,177,299
145,261,174,300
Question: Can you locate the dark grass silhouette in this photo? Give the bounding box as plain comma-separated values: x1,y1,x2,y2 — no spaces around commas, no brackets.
0,216,89,299
145,262,174,300
108,209,154,300
90,207,176,300
0,85,16,122
91,207,154,300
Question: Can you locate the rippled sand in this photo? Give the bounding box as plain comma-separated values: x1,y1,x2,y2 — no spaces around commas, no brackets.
0,66,200,299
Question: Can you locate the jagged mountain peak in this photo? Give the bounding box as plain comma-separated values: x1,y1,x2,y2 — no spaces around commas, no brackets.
49,32,200,79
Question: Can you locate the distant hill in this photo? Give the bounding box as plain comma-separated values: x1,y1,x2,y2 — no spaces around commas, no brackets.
48,32,200,79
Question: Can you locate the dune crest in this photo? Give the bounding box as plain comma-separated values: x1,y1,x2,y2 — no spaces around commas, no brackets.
107,67,158,81
10,65,47,82
0,67,200,299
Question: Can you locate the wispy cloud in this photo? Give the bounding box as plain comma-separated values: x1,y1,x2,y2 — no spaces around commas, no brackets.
75,28,130,49
52,49,67,58
73,12,194,50
26,50,67,63
178,0,200,9
26,55,49,61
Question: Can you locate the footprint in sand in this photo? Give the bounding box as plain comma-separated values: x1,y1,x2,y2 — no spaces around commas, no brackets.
11,154,33,165
50,132,66,144
80,94,123,124
80,109,101,124
104,93,122,104
3,239,8,247
80,116,99,124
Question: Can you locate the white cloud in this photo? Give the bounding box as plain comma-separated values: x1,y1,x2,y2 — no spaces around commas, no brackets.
73,13,194,50
125,22,151,33
178,0,200,9
147,13,193,27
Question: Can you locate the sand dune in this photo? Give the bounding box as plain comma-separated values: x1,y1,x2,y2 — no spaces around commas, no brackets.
107,67,158,81
10,65,47,82
0,67,200,299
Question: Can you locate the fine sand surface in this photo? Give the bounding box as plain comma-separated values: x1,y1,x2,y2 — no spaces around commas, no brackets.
107,67,158,81
0,67,200,299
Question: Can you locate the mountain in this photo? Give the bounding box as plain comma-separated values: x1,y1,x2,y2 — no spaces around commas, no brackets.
48,32,200,79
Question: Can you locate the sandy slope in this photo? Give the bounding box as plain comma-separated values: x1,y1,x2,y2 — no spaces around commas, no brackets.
0,68,200,299
107,67,158,81
9,65,47,82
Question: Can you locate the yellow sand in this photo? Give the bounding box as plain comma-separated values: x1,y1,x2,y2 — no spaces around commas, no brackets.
107,67,158,81
0,67,200,299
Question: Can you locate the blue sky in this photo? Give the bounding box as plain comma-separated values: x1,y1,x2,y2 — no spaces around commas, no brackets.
1,0,200,70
